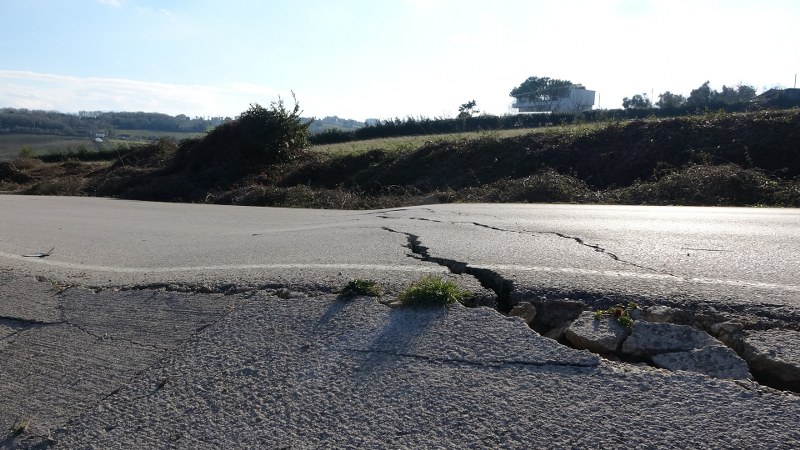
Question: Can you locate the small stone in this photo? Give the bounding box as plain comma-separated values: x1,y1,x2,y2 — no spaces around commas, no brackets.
543,321,571,341
643,305,681,323
711,321,744,335
509,302,537,325
565,311,628,354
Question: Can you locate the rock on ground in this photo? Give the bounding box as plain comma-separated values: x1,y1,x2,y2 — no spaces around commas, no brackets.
508,301,537,326
622,321,720,358
652,345,752,380
565,311,628,354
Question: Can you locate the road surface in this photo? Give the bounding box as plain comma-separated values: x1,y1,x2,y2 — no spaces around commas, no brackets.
1,196,799,448
1,196,798,314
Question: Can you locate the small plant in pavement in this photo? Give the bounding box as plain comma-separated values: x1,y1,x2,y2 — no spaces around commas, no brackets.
396,275,470,307
339,278,383,299
9,417,30,437
593,302,638,330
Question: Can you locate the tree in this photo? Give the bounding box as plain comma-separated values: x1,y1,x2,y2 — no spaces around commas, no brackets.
457,100,479,119
510,76,575,99
718,84,757,104
622,93,652,110
656,91,686,109
687,81,715,107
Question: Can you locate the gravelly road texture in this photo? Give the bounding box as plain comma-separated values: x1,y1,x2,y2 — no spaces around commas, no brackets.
1,196,800,448
6,292,800,449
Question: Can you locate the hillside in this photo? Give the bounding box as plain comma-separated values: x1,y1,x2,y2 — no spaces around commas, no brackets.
1,109,798,208
0,108,363,159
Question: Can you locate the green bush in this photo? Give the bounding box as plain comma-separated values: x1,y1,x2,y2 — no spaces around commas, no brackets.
175,94,310,171
233,96,310,164
396,276,469,307
339,279,383,299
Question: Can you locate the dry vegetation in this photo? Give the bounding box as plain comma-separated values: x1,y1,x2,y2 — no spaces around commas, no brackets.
1,109,799,208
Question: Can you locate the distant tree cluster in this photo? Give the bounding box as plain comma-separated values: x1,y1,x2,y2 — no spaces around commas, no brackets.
622,94,653,110
305,116,365,134
509,76,578,99
623,81,758,111
0,108,231,136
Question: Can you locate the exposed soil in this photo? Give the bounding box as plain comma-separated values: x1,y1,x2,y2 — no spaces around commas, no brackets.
1,110,799,208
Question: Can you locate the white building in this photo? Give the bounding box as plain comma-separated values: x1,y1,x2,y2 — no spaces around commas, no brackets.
511,85,595,113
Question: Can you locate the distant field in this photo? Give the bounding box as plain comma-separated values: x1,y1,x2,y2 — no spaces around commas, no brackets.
0,134,96,160
115,129,205,141
0,130,204,161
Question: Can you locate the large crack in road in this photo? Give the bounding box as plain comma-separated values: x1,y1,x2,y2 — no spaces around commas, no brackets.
378,223,800,394
402,216,673,276
382,227,516,312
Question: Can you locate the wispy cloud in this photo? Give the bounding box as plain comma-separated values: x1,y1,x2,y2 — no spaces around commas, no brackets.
0,71,281,117
402,0,449,11
97,0,123,7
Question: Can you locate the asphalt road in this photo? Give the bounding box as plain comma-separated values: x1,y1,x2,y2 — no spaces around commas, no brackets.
1,196,800,448
1,196,798,313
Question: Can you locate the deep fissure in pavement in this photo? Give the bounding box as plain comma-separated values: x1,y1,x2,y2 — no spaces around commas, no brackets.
380,226,800,394
397,216,671,275
382,227,515,313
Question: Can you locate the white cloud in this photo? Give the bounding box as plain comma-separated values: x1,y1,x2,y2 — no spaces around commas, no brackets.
403,0,450,11
97,0,123,7
0,70,283,117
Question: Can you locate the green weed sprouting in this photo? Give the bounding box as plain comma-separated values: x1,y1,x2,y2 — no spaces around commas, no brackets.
339,278,383,299
396,275,470,307
593,302,638,330
10,417,29,437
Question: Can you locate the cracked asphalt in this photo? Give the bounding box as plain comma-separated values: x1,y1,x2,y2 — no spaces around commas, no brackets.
2,196,800,448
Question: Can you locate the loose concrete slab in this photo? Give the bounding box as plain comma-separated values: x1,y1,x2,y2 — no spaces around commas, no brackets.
742,328,800,384
622,321,721,358
652,345,752,380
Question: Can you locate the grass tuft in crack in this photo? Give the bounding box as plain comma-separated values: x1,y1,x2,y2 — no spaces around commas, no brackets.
593,302,638,330
396,275,470,307
9,417,30,437
339,278,383,300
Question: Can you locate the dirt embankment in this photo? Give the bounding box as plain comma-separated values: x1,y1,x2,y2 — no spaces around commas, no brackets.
1,110,799,208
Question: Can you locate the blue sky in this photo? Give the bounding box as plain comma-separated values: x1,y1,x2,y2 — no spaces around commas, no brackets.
1,0,798,120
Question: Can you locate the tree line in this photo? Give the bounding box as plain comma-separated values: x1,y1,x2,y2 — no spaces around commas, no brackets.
622,81,758,110
0,108,231,136
310,80,773,145
0,107,364,139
